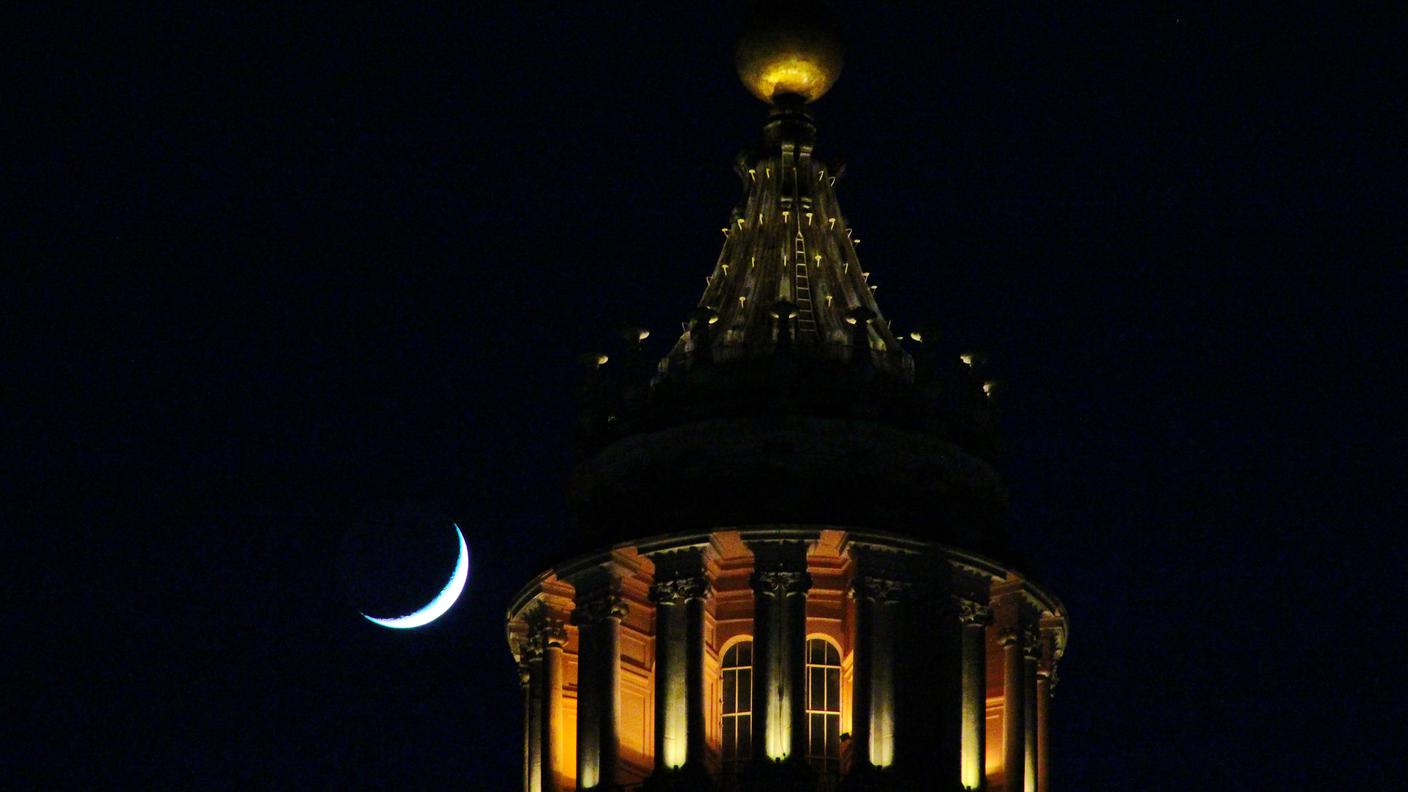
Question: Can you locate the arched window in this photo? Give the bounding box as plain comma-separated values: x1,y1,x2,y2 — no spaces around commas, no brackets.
720,639,753,772
805,637,842,772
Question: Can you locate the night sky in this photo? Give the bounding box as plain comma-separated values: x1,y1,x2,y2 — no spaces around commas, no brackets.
12,3,1405,789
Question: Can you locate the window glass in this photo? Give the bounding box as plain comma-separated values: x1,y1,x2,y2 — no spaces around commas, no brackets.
721,640,753,771
804,637,843,773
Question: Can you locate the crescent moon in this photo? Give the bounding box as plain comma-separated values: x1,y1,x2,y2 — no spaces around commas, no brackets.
362,524,469,629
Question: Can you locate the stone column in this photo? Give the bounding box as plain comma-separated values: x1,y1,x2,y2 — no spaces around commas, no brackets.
1024,640,1038,792
848,580,874,771
784,567,811,763
529,612,568,792
519,659,539,792
648,569,712,773
572,579,628,790
999,623,1034,792
643,544,716,776
849,565,910,771
649,584,684,774
956,599,993,790
683,580,710,768
744,538,813,765
1036,629,1060,792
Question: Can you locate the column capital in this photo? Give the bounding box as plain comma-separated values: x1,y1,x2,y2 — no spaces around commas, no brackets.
998,624,1039,659
650,573,712,604
954,596,994,626
572,585,630,625
750,568,812,596
526,606,569,650
850,574,911,603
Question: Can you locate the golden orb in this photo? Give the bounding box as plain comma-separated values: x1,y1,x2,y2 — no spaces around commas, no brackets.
735,1,845,104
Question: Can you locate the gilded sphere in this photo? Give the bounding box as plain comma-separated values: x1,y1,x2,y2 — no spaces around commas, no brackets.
735,1,845,104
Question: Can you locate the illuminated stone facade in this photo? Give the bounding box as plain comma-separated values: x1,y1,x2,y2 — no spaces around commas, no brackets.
507,7,1067,790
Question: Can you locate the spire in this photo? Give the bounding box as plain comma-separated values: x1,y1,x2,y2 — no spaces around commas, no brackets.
664,105,904,375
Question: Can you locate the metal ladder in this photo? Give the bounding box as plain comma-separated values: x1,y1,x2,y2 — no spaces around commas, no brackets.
793,231,816,338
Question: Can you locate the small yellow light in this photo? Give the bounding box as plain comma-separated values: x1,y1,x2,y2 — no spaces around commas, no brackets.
708,314,720,325
636,329,650,342
960,354,975,367
983,381,997,397
597,354,610,366
722,264,730,275
737,218,746,229
748,168,757,181
909,330,923,342
828,218,836,229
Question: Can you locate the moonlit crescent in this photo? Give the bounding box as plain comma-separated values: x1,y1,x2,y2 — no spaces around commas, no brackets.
362,524,469,629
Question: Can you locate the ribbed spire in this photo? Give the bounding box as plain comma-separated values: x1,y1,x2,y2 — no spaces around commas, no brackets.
666,105,905,376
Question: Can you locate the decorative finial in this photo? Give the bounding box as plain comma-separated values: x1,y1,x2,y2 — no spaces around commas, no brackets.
735,0,845,105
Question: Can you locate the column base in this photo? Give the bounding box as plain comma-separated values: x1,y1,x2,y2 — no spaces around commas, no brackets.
642,764,712,792
738,756,817,790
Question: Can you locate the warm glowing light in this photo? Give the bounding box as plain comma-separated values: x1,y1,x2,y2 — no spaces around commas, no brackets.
636,329,650,342
960,354,975,367
596,354,610,366
362,525,469,629
909,330,923,342
983,381,998,397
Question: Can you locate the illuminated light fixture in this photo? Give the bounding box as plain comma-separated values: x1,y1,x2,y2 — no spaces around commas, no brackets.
806,212,813,225
782,210,791,222
854,238,861,245
828,217,836,229
596,354,609,366
814,254,822,264
737,218,746,229
960,353,975,367
909,330,924,342
870,284,878,293
983,381,998,398
708,314,720,325
826,295,834,306
748,168,757,181
722,264,730,275
636,329,650,342
721,228,731,237
739,295,747,305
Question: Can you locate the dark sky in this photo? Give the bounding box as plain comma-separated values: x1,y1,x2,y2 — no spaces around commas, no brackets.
12,3,1405,789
